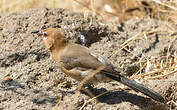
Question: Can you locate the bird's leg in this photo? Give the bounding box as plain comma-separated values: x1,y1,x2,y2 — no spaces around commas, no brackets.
81,84,99,103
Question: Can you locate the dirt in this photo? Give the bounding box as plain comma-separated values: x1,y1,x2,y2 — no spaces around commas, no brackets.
0,8,176,110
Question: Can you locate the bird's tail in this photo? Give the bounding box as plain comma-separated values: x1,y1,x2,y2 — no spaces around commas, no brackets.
103,72,166,103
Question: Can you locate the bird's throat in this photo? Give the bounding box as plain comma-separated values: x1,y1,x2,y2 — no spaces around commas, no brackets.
49,43,67,62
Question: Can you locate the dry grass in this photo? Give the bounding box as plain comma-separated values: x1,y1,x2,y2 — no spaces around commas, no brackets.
0,0,78,13
1,0,177,23
116,29,177,81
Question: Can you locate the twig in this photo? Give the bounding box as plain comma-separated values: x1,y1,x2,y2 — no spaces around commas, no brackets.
79,90,110,110
152,0,177,11
146,70,177,80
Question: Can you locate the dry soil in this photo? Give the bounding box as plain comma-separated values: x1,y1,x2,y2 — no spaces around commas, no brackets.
0,8,176,110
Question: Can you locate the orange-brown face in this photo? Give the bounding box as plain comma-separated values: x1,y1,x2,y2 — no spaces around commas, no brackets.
38,28,65,49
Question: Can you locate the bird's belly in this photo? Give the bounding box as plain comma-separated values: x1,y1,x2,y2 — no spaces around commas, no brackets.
68,68,111,85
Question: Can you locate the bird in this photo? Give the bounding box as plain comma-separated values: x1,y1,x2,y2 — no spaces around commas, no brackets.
37,28,165,103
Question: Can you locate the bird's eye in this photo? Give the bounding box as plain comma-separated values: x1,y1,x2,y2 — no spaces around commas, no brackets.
42,32,48,40
43,32,48,36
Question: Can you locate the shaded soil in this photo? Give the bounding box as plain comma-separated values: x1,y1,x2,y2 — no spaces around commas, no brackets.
0,8,176,110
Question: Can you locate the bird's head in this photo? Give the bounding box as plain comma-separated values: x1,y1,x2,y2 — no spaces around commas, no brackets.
38,28,68,50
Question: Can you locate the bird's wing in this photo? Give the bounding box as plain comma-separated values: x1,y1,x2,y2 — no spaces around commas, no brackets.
59,43,115,72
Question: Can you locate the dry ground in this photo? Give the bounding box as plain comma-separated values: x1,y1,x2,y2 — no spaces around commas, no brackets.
0,8,176,110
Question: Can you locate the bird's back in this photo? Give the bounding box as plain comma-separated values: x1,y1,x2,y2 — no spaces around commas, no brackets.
60,43,115,72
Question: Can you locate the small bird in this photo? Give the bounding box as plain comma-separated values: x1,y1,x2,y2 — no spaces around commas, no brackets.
38,28,165,102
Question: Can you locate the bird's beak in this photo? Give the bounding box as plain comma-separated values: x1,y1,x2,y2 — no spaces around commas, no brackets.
37,30,43,37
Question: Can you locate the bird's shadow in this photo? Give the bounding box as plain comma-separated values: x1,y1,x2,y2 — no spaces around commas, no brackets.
79,85,167,109
0,80,167,109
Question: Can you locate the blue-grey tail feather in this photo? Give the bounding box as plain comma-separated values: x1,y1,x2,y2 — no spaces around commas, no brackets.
103,72,166,103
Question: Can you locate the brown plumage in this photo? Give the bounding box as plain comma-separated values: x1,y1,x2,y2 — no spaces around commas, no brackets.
38,28,165,102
